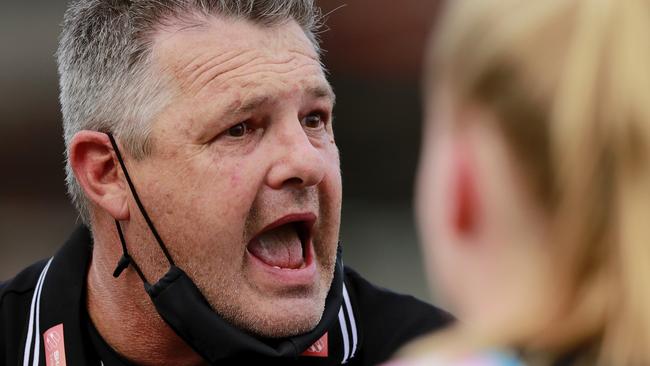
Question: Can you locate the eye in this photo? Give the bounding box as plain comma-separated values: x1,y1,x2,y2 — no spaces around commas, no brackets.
226,122,250,137
302,113,325,129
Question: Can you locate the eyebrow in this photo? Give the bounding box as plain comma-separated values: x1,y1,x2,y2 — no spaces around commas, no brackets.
307,84,336,106
235,95,271,115
229,84,336,116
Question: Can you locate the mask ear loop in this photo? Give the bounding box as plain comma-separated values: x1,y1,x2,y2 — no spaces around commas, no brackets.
113,221,148,283
107,133,176,281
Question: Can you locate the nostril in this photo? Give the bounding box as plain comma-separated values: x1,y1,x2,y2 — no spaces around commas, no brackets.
284,177,304,186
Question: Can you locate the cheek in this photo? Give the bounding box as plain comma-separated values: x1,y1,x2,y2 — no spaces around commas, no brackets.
315,148,342,237
321,146,342,192
230,170,241,187
227,163,259,201
165,158,258,235
416,143,448,258
416,139,460,300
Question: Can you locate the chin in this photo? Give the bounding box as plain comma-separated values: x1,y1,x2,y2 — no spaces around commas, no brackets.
230,295,326,338
198,244,337,338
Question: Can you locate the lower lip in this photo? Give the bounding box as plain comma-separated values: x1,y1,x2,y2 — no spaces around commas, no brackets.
245,240,317,287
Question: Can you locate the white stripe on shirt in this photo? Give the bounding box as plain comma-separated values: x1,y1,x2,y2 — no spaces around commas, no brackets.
343,285,358,359
23,258,53,366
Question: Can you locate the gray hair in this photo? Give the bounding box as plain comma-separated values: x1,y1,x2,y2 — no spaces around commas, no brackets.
58,0,324,224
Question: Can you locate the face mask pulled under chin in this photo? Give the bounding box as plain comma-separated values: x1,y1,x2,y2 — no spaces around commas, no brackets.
107,133,344,363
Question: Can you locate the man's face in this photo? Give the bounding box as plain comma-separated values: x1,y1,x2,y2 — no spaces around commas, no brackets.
124,16,341,338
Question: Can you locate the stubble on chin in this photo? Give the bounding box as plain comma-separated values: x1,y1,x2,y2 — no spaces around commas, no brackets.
178,189,340,339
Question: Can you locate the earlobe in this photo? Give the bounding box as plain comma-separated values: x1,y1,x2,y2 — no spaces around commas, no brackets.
69,131,130,221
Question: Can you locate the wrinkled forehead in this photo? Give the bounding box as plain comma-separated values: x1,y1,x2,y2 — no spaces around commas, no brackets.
149,15,328,95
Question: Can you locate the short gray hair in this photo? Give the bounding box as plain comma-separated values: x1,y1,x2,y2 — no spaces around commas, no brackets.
58,0,324,224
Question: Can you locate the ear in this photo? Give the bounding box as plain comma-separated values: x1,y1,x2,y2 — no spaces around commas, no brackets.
68,131,130,221
450,132,481,237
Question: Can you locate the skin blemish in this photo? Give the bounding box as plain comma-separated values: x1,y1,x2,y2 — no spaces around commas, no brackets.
231,172,241,187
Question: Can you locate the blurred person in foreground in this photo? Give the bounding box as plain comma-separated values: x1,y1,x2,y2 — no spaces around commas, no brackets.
387,0,650,365
0,1,452,365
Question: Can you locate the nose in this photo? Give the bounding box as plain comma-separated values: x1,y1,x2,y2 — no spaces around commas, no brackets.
266,121,327,189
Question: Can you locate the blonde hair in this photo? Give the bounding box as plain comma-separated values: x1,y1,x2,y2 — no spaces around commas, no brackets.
428,0,650,364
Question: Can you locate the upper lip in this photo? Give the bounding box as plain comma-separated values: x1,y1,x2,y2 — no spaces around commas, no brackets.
250,212,317,244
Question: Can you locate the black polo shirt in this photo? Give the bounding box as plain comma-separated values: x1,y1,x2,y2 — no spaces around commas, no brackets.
1,226,452,365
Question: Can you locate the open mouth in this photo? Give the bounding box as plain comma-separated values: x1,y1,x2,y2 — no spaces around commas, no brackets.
246,214,315,270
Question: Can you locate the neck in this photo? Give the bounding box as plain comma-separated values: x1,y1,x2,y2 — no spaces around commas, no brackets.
86,218,206,366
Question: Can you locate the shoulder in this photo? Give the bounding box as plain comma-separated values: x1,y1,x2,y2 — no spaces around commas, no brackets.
1,259,50,361
343,266,454,364
1,258,49,304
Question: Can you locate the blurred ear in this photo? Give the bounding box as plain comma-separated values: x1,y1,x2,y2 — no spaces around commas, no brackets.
68,131,130,221
450,132,481,237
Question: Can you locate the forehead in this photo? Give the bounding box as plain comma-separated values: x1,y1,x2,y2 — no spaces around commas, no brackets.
150,15,328,99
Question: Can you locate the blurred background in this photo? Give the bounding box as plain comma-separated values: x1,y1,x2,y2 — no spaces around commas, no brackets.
0,1,442,304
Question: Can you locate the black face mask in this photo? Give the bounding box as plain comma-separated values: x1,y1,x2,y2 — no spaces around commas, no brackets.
107,133,344,363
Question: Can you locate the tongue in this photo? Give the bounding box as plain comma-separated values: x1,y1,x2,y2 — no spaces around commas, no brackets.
248,224,304,269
